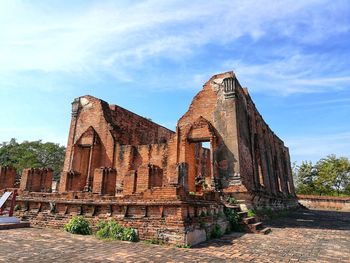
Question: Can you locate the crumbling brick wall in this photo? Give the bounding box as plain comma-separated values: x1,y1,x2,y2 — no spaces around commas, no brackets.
20,168,53,192
58,71,295,200
0,166,16,189
92,167,116,195
60,95,174,194
175,71,295,197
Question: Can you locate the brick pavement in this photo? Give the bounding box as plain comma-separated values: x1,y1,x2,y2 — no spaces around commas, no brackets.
0,209,349,262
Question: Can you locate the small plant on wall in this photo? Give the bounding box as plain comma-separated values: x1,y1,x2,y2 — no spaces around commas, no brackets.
227,196,238,205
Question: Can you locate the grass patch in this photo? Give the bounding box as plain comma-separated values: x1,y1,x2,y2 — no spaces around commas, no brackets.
176,244,191,248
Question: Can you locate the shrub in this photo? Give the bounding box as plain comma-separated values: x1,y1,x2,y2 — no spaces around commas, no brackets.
210,224,222,239
14,204,21,211
64,216,92,235
96,219,138,242
224,208,243,232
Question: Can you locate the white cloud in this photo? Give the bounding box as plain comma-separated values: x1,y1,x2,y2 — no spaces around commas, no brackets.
1,0,348,88
225,53,350,95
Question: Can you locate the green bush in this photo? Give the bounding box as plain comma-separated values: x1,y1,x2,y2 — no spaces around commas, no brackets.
210,224,222,239
96,219,138,242
64,216,92,235
224,208,242,232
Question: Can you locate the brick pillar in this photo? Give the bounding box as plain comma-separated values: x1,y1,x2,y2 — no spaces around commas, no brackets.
59,171,68,193
177,163,188,191
42,168,53,192
123,170,137,195
20,169,31,191
92,167,116,195
136,164,149,193
20,168,53,192
0,166,16,189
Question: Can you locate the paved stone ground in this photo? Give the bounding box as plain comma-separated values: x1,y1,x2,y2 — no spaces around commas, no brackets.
0,208,349,262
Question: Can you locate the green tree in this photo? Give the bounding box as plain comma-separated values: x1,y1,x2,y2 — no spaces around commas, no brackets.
316,155,350,196
296,161,317,194
0,138,66,180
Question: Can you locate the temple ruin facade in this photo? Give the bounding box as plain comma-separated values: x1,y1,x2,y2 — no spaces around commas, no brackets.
60,71,295,198
1,71,297,245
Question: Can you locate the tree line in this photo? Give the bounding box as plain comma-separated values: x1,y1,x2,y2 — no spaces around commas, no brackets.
0,138,65,180
294,154,350,196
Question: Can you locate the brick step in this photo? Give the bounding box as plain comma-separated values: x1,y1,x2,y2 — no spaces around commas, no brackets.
259,227,272,235
243,216,256,224
237,211,248,218
225,204,240,211
247,222,264,232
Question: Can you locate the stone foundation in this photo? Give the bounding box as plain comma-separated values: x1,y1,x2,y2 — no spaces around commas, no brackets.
13,191,228,246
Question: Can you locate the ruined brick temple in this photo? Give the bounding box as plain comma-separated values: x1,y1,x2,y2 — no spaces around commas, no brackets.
1,71,297,245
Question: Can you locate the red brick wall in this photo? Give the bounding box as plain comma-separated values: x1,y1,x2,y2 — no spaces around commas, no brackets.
92,168,116,195
236,88,295,197
0,166,16,189
61,96,174,194
58,72,294,201
109,104,174,145
20,168,53,192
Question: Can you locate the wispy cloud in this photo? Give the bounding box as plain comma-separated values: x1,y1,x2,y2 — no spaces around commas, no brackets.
224,52,350,95
1,0,349,93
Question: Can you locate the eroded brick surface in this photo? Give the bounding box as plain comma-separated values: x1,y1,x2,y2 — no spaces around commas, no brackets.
0,209,349,262
0,166,16,189
1,71,299,245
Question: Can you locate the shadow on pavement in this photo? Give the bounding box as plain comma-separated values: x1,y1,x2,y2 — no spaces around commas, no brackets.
191,232,246,249
265,208,350,231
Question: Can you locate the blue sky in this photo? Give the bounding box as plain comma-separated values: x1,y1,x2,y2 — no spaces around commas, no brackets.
0,0,350,165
